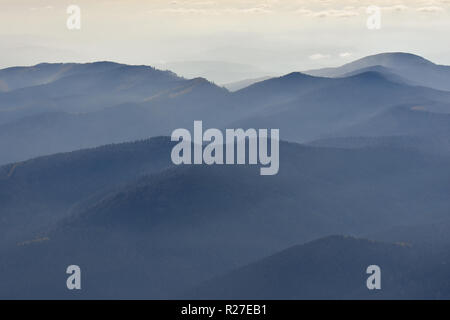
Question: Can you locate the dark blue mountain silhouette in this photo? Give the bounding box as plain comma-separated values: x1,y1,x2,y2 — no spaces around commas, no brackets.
186,235,450,299
2,137,450,298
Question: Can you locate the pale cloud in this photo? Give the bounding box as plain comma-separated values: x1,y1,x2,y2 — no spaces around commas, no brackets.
381,5,409,12
416,6,445,12
151,8,215,14
309,53,331,60
315,9,360,18
149,2,272,15
225,4,272,14
339,52,352,58
142,1,449,17
296,8,359,18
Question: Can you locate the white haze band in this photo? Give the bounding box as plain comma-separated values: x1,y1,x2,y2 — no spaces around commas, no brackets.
171,121,280,176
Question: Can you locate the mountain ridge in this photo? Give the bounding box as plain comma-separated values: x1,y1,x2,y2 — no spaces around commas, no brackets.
304,52,450,91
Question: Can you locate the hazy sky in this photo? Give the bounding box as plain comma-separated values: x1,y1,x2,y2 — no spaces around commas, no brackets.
1,0,449,82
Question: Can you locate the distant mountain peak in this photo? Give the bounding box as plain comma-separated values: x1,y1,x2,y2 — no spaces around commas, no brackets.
281,71,319,80
304,52,450,91
189,77,212,84
353,52,435,67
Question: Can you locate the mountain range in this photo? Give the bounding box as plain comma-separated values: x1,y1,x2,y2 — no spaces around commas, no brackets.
187,235,450,299
1,52,450,299
2,136,450,298
305,52,450,91
1,53,450,165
